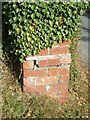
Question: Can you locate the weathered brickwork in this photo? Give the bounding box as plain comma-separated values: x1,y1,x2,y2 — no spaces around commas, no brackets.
22,41,71,102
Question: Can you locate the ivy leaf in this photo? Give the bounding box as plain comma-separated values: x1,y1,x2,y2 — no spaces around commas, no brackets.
3,2,89,62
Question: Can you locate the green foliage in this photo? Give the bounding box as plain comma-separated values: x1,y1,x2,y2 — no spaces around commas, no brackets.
2,2,89,62
69,38,80,84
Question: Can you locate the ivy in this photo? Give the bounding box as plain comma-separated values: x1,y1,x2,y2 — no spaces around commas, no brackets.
2,2,89,62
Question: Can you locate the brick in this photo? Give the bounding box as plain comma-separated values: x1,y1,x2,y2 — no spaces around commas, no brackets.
23,82,46,94
23,85,32,93
48,68,59,76
46,91,68,99
62,55,71,64
45,83,68,93
36,49,48,56
36,76,59,85
23,84,37,93
59,67,69,75
23,61,34,69
23,79,30,87
50,46,70,55
51,83,68,91
23,80,36,93
24,77,36,85
60,75,69,82
48,67,69,76
59,91,69,98
23,69,47,78
46,91,58,98
27,85,46,96
36,85,46,94
45,84,68,98
38,58,60,67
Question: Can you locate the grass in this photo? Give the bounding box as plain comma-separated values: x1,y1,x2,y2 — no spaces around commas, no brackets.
0,38,89,119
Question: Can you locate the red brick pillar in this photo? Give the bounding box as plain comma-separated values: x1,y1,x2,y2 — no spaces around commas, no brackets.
22,41,71,102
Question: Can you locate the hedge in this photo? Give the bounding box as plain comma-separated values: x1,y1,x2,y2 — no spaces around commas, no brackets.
2,2,89,62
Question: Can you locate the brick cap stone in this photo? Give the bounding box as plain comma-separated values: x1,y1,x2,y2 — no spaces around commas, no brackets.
26,53,71,61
